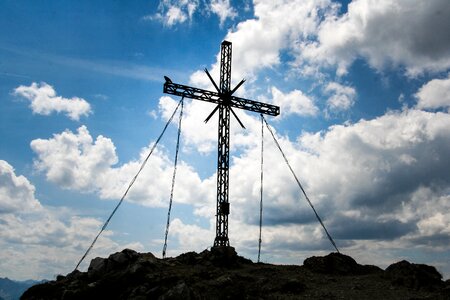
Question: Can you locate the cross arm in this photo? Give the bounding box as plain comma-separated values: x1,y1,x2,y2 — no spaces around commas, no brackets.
163,81,221,105
229,95,279,116
163,79,280,116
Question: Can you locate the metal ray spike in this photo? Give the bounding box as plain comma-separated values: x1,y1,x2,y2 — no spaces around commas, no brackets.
230,78,246,95
204,105,220,123
204,68,220,93
230,107,246,129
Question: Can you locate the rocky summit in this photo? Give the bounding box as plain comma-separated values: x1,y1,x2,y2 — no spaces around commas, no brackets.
22,248,450,300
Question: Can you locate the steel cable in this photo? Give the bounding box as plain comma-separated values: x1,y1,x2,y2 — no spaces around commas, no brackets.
74,97,184,271
258,114,264,262
262,116,340,253
162,98,184,258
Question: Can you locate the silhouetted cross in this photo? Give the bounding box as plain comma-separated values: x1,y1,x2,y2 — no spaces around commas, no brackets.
163,40,279,248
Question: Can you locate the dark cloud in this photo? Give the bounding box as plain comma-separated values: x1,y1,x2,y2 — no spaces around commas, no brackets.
260,235,346,253
255,206,317,226
300,0,450,75
409,0,450,60
350,134,450,211
408,233,450,248
331,216,417,240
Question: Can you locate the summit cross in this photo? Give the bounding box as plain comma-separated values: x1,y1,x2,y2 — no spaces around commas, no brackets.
163,40,280,248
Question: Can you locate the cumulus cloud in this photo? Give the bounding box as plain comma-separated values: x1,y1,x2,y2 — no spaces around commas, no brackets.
28,104,450,276
151,95,450,260
158,96,218,153
270,86,318,118
158,91,450,253
0,160,42,213
298,0,450,76
166,218,214,255
158,95,266,154
0,160,143,280
324,82,356,112
190,0,336,87
415,74,450,109
297,109,450,213
13,82,92,120
31,126,118,191
30,124,212,208
206,107,450,266
188,0,450,91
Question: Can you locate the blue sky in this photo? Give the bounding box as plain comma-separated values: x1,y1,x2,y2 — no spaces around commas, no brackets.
1,0,450,280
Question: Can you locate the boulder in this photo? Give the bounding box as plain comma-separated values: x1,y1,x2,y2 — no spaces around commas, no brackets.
304,252,363,275
385,260,443,290
88,257,107,275
108,248,139,265
87,249,139,279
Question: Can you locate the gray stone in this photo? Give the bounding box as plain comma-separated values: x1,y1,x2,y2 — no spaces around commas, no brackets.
88,257,106,274
160,281,191,300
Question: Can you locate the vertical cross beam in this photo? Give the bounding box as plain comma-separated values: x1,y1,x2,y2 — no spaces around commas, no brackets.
214,41,232,247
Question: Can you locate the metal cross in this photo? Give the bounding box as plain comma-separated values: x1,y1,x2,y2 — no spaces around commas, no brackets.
163,40,279,248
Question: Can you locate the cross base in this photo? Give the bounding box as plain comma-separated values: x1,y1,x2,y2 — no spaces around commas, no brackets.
210,245,237,265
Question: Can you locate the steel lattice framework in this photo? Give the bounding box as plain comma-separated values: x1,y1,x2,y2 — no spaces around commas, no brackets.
163,40,280,248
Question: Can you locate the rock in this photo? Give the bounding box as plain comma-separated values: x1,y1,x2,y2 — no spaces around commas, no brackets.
20,249,448,300
87,257,107,277
88,248,139,278
56,274,65,281
385,260,443,290
304,252,363,275
175,251,201,265
108,248,138,265
160,281,192,300
360,264,384,274
66,269,84,281
210,246,238,266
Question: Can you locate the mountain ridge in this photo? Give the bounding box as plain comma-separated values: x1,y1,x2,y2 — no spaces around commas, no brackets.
0,277,44,300
21,247,450,299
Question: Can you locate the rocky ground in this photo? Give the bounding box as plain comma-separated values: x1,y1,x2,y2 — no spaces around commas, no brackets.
22,247,450,299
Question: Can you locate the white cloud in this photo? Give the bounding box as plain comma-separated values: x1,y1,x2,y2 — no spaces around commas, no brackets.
0,160,42,213
30,126,118,191
270,86,318,118
155,98,450,258
30,124,212,208
324,81,356,112
415,74,450,109
158,96,217,153
190,0,336,87
200,107,450,272
27,104,450,277
210,0,237,26
294,109,450,211
166,218,214,255
190,0,450,93
145,0,235,28
166,6,187,25
13,82,92,120
157,95,266,154
148,0,199,27
298,0,450,76
0,160,143,280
